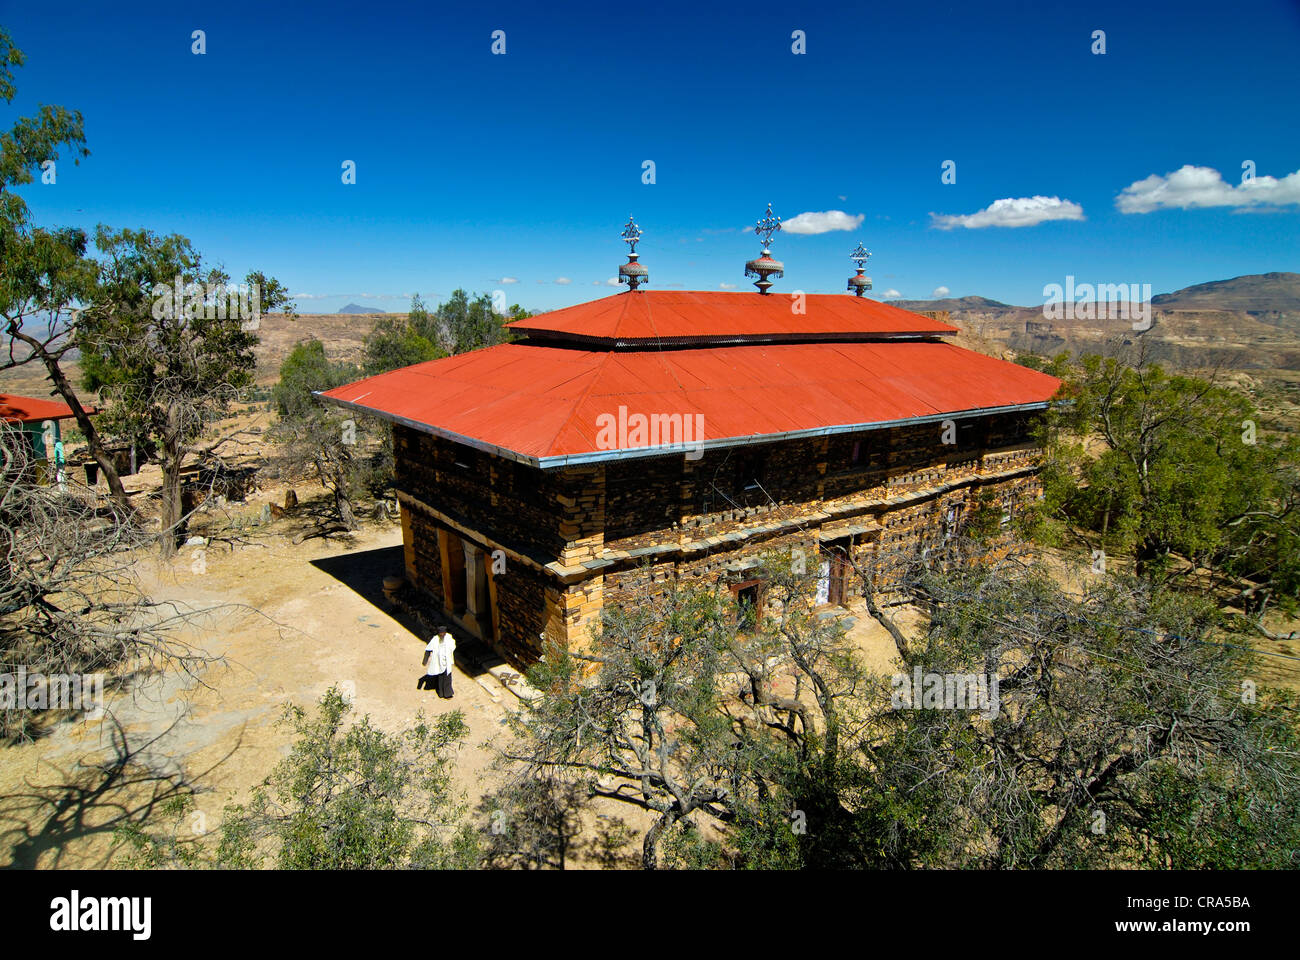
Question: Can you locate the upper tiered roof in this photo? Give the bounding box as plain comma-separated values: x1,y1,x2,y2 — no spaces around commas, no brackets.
319,293,1057,468
504,290,957,347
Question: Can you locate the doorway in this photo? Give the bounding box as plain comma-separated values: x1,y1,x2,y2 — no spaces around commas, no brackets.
731,578,766,630
437,529,496,643
825,540,852,607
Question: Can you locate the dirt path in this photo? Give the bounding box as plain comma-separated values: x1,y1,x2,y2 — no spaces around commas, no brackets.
0,523,512,869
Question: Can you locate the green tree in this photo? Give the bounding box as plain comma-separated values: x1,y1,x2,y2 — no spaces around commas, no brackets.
504,579,740,869
504,536,1300,870
76,226,292,555
0,29,134,509
1034,345,1300,628
270,339,374,530
865,562,1300,868
362,311,443,376
0,28,88,243
117,687,480,869
272,337,357,421
406,291,437,345
503,549,869,869
438,288,509,354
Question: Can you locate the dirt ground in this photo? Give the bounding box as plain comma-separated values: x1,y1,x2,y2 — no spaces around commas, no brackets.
0,517,520,869
0,480,911,870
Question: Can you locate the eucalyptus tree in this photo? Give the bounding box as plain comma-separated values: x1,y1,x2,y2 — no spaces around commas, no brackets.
270,338,369,530
1034,343,1300,631
0,28,132,508
77,226,292,555
117,687,480,868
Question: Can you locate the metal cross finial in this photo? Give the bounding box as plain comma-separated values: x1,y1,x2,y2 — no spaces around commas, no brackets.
621,215,642,254
849,242,871,269
754,203,781,248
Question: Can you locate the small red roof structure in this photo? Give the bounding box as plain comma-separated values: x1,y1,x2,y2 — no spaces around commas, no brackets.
319,290,1059,469
0,393,90,424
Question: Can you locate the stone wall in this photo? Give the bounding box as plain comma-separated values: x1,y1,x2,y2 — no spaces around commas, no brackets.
394,425,568,561
602,469,1042,611
490,558,553,663
391,412,1045,667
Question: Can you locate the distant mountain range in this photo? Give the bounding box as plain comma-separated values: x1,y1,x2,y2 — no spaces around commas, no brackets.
1151,272,1300,313
336,303,388,315
896,272,1300,316
892,294,1013,312
894,272,1300,377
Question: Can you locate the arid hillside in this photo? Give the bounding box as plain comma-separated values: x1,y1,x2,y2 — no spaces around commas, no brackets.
249,311,389,384
900,271,1300,428
897,271,1300,371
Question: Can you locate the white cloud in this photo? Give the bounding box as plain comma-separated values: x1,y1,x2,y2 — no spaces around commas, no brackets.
1116,164,1300,213
782,210,865,235
718,282,737,289
555,277,572,285
500,276,519,284
930,196,1085,229
606,278,620,286
932,286,950,298
837,195,847,201
883,289,901,299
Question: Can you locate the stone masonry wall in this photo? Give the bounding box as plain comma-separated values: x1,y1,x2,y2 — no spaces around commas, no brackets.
391,412,1045,666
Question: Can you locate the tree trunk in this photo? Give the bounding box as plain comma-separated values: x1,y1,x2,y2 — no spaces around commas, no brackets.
335,479,356,530
642,807,679,870
1134,538,1160,580
159,455,185,558
13,329,130,509
865,590,910,660
156,400,190,558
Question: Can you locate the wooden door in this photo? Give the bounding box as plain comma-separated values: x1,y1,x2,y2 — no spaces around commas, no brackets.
827,544,851,606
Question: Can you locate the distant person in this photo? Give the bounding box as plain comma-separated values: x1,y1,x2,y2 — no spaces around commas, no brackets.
53,437,66,491
417,630,445,691
434,628,457,699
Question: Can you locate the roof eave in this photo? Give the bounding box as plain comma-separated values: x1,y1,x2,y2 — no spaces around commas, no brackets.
517,330,957,349
313,392,544,468
316,390,1051,472
533,402,1051,468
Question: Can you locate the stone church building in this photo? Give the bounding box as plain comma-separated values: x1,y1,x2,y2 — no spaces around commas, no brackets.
320,218,1060,665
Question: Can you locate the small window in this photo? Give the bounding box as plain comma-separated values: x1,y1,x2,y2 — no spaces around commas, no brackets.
731,579,766,629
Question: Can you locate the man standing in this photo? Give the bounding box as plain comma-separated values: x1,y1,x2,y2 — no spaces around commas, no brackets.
435,628,457,699
418,629,445,691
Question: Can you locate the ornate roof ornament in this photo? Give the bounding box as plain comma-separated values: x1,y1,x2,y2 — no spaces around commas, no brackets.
847,241,872,297
744,203,785,294
618,215,648,291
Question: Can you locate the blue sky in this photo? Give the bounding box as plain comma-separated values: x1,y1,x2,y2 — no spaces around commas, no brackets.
4,0,1299,313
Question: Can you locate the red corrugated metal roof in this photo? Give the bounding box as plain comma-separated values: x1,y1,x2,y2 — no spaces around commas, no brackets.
0,393,88,424
320,338,1060,466
505,290,956,342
